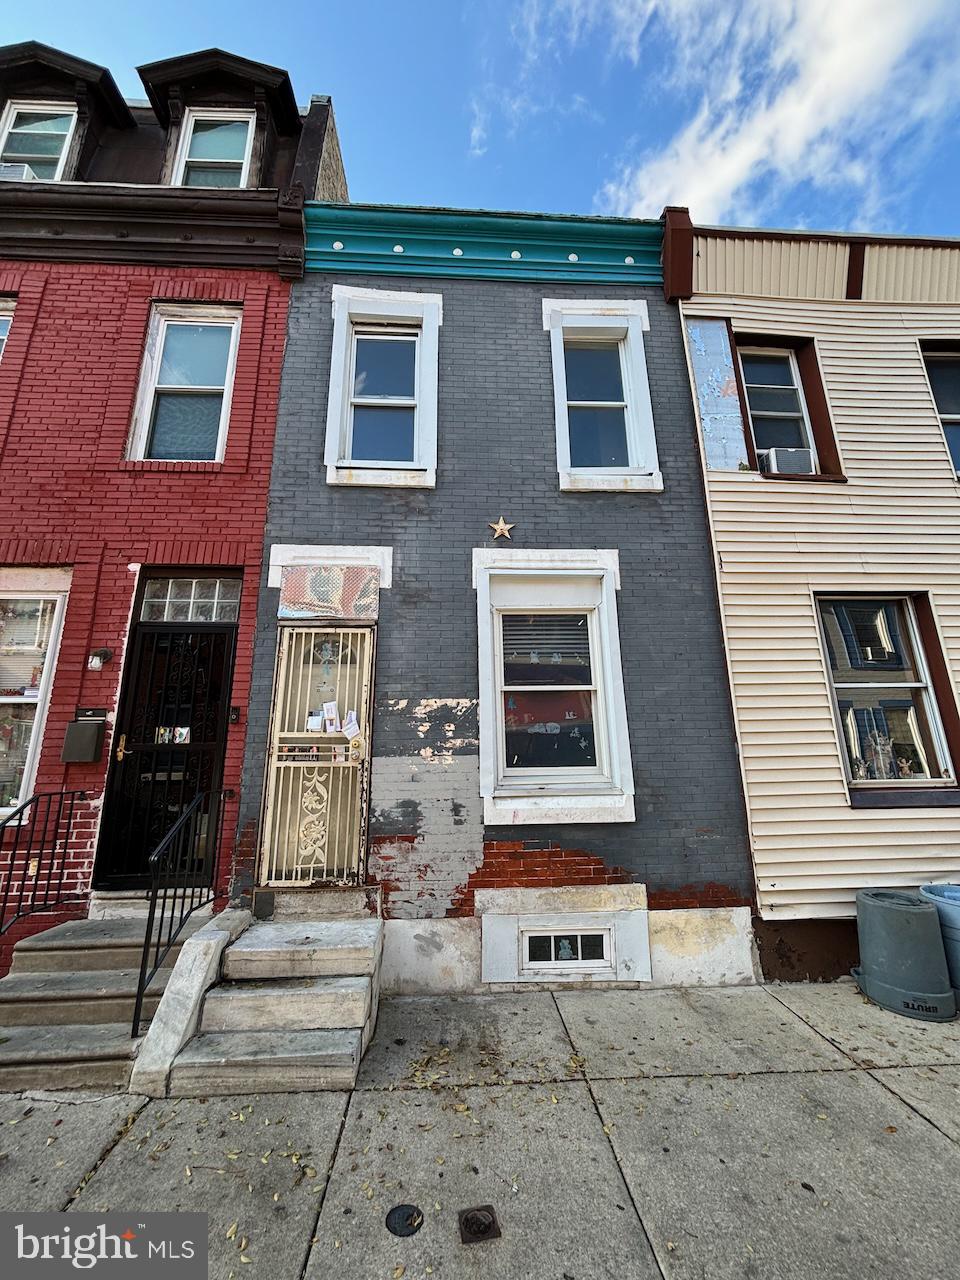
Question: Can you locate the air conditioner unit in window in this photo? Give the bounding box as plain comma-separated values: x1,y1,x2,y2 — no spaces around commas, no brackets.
758,447,815,475
0,163,40,182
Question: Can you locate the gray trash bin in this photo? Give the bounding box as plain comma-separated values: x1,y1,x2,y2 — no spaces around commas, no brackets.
852,888,956,1022
919,883,960,999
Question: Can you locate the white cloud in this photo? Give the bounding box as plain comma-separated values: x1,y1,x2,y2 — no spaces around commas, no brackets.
468,98,489,158
520,0,959,227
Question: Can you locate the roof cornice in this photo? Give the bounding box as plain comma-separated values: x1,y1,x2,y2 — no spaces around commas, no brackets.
305,202,663,283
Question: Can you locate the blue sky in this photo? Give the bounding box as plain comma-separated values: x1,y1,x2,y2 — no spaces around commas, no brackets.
8,0,960,234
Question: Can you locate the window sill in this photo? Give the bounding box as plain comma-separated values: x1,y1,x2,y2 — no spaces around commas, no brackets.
559,469,663,493
484,790,635,825
326,464,436,489
756,471,847,484
850,787,960,808
119,459,224,471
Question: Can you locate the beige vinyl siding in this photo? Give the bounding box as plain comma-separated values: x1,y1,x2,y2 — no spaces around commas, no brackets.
863,243,960,303
685,292,960,919
693,235,849,300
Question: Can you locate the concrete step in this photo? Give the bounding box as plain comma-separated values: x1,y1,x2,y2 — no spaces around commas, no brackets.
222,919,382,981
0,1023,138,1090
266,886,380,921
0,967,173,1026
11,917,202,974
200,975,371,1033
169,1028,361,1095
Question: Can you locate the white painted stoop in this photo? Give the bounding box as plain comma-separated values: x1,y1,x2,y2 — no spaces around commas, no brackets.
134,897,383,1097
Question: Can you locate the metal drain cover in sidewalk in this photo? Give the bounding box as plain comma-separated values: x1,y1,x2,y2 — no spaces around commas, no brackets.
385,1204,423,1237
458,1205,501,1244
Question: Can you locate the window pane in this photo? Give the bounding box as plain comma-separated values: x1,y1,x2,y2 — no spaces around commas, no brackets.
350,405,416,462
503,690,596,768
740,353,794,386
353,337,416,399
527,935,552,962
0,703,38,808
217,578,241,600
3,130,66,158
6,159,58,179
11,111,74,134
821,600,920,683
564,344,624,402
502,614,592,685
580,933,604,961
568,407,629,468
183,164,243,188
838,692,940,781
215,600,240,622
0,316,9,361
187,119,250,162
158,324,232,388
926,358,960,415
0,599,55,694
553,935,579,961
147,392,223,460
752,417,807,451
745,386,802,414
945,423,960,473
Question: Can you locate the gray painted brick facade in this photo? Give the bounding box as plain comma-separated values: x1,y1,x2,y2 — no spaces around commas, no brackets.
238,272,753,909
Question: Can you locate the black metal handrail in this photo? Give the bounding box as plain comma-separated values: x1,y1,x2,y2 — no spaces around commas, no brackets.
131,789,229,1037
0,790,88,934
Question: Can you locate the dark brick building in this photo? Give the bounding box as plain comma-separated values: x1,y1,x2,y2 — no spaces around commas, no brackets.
239,203,756,991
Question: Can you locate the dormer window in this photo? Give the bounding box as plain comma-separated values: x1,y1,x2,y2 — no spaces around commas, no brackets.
0,101,78,181
172,108,255,188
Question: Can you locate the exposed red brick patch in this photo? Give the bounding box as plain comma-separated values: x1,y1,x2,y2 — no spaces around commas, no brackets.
647,882,752,910
447,842,633,918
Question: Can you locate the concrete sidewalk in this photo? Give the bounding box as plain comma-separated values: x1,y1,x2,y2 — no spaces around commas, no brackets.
1,981,958,1279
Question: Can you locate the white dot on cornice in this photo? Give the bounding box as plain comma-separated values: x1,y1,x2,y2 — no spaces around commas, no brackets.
332,241,344,251
393,245,404,253
452,247,463,256
568,253,579,262
511,250,522,260
624,255,635,265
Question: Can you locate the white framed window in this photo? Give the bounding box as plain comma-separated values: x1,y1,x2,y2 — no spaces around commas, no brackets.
738,347,818,475
923,353,960,474
0,101,78,181
473,548,634,824
324,285,442,488
171,108,256,188
542,298,661,493
0,299,14,362
128,304,241,462
818,596,953,787
521,926,614,974
0,592,67,811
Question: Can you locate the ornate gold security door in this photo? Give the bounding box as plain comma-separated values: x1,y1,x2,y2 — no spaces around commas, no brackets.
261,626,375,884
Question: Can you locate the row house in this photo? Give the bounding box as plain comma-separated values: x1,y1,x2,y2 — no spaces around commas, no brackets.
235,203,757,998
665,209,960,978
0,41,345,977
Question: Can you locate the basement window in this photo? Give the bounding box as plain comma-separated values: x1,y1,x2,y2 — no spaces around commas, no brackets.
128,304,241,462
521,928,613,973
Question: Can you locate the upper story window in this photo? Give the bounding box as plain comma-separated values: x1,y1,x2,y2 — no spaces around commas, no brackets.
473,548,635,825
0,101,78,181
542,299,661,492
172,109,256,188
128,304,241,462
324,285,442,488
0,302,13,361
923,354,960,473
819,597,953,787
738,347,817,475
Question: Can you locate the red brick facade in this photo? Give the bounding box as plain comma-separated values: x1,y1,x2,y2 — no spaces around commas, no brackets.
0,260,289,930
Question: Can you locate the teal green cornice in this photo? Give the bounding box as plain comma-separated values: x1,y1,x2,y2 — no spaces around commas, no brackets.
304,202,663,283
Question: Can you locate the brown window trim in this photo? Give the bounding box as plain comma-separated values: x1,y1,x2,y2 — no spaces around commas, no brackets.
760,473,848,484
732,330,844,478
839,592,960,808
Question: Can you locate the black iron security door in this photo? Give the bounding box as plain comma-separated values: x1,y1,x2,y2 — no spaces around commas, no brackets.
95,613,236,889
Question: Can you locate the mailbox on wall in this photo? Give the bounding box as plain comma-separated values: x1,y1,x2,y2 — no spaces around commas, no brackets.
61,708,106,763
